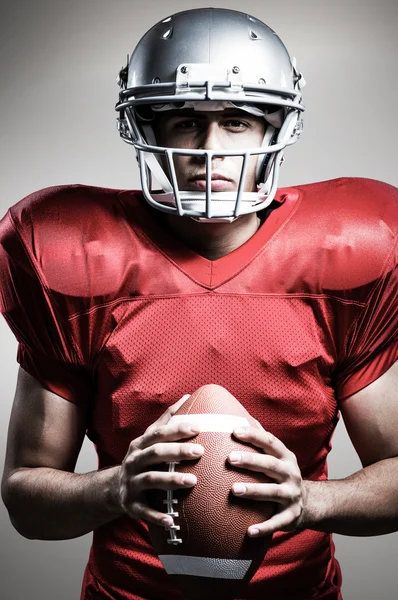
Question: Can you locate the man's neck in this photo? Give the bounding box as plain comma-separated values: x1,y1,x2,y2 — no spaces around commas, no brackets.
160,212,262,261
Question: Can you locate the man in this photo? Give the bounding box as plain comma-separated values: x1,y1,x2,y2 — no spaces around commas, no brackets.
1,7,397,600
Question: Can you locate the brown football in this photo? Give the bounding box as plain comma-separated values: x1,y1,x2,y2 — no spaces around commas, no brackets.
147,384,275,600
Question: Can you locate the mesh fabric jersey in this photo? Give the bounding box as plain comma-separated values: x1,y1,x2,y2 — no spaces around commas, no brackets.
1,177,398,600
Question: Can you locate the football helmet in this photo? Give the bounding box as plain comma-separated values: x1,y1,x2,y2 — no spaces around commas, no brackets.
116,8,305,221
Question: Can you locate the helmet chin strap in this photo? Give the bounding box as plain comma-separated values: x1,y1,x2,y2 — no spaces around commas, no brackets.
140,141,174,194
190,215,239,223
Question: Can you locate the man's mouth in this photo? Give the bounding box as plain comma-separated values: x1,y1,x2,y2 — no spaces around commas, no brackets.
189,173,233,192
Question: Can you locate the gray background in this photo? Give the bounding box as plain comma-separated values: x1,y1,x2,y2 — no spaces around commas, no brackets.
0,0,397,598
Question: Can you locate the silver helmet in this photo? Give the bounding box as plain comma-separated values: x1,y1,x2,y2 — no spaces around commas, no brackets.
116,8,305,221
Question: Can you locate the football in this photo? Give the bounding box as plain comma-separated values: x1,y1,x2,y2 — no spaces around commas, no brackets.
147,384,275,600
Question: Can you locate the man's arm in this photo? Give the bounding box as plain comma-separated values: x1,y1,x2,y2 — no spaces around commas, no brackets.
1,367,123,539
1,368,203,540
301,358,398,536
227,359,398,537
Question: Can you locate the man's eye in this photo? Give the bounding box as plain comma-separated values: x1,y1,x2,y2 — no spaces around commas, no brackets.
174,120,198,129
223,120,248,130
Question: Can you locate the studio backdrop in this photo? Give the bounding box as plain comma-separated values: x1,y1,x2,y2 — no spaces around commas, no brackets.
0,1,397,599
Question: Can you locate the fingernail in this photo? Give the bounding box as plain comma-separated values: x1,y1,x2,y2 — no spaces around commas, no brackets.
191,445,204,456
233,483,246,495
182,474,196,485
189,425,200,434
229,452,241,463
248,527,260,537
234,427,246,436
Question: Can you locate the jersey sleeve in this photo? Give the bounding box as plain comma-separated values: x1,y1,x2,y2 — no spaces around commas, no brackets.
0,209,92,404
335,239,398,400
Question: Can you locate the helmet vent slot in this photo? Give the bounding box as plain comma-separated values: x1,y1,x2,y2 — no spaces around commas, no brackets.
162,28,173,40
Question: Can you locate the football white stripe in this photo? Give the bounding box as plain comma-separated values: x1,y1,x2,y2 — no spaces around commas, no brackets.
168,414,249,432
158,555,252,579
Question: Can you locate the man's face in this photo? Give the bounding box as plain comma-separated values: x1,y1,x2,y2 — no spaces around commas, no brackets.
153,108,266,193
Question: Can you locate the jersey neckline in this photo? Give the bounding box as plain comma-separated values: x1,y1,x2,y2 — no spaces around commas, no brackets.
118,187,301,289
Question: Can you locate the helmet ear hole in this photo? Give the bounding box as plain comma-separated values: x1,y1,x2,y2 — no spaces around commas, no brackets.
135,105,156,122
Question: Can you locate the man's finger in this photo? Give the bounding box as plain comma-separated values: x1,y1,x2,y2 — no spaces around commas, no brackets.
130,470,197,495
233,426,293,460
149,394,191,429
231,481,292,504
247,508,298,537
124,500,175,528
228,451,289,483
135,418,201,451
126,441,204,472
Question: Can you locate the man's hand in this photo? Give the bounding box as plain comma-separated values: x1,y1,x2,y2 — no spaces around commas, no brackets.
228,426,305,537
118,395,204,527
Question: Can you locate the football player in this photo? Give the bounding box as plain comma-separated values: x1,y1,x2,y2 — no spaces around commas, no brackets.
1,8,398,600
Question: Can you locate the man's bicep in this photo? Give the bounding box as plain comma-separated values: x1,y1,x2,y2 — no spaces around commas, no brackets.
340,359,398,468
2,367,87,478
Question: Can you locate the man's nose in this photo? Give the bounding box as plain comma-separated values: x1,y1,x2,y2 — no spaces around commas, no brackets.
199,122,223,150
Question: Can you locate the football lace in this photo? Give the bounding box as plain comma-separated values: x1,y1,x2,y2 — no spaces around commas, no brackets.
164,462,182,545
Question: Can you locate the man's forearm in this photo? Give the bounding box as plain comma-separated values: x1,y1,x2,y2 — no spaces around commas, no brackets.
302,456,398,536
2,465,124,540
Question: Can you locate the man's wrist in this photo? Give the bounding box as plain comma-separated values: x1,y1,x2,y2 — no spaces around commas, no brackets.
101,465,125,517
296,480,328,531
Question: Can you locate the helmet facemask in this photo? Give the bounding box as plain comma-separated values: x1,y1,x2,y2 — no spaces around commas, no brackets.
116,9,305,222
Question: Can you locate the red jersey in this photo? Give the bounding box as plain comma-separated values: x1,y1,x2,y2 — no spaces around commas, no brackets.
1,177,397,600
